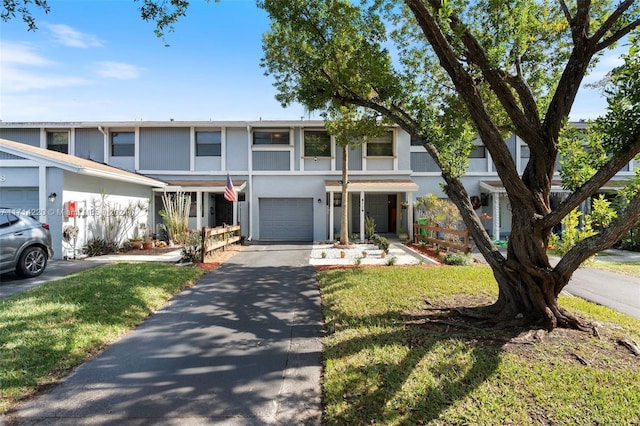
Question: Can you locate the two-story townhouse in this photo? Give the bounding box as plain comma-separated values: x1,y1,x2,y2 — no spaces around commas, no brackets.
2,120,636,259
1,120,418,258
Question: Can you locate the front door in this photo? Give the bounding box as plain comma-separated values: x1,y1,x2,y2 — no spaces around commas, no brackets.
214,194,233,227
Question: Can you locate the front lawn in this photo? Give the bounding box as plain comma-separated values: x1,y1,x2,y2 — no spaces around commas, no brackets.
591,260,640,277
317,265,640,425
0,263,204,413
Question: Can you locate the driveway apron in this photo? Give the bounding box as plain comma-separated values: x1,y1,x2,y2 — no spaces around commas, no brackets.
8,243,323,425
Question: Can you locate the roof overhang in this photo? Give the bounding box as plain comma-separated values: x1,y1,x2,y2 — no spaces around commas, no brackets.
157,180,247,192
0,138,166,188
325,179,418,193
481,179,629,194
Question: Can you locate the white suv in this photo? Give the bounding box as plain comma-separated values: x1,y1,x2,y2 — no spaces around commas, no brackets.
0,209,54,278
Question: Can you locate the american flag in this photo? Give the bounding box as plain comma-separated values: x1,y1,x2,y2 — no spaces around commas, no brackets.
224,174,236,202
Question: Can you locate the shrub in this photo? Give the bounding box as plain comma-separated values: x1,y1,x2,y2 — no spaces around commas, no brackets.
180,230,202,263
365,216,376,240
84,238,107,257
549,209,596,257
386,256,397,266
160,191,191,246
442,252,473,266
370,234,389,253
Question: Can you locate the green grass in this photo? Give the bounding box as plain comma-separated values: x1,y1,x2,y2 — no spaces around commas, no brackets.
591,260,640,277
318,265,640,425
0,263,204,413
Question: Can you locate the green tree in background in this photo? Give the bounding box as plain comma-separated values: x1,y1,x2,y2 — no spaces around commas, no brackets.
260,0,640,330
324,106,388,246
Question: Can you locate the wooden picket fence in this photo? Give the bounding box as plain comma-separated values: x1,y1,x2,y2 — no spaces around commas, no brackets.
413,224,471,253
201,225,241,263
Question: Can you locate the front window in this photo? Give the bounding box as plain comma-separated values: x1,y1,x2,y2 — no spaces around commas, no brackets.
304,131,331,157
47,131,69,154
521,144,530,158
469,145,486,158
253,130,290,145
196,131,221,156
366,131,393,156
111,131,134,157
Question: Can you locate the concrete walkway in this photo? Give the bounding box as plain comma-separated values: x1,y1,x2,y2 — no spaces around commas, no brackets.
310,239,434,266
6,243,322,425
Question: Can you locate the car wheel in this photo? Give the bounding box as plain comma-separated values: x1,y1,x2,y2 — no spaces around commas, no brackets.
16,246,48,278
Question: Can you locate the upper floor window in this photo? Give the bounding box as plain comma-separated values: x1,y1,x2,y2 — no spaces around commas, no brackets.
521,144,530,158
410,134,423,146
253,130,290,145
111,131,134,157
304,131,331,157
366,131,393,156
196,131,221,156
47,131,69,154
469,145,486,158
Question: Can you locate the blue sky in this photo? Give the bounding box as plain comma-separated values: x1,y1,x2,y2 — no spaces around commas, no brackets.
0,0,627,123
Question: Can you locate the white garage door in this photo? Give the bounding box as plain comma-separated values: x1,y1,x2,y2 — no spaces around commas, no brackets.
0,188,39,212
259,198,313,241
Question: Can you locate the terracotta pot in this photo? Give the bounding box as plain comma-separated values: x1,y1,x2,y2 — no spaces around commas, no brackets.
130,240,143,250
142,241,154,250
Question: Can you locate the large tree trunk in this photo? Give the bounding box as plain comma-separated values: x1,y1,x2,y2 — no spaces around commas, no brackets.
488,204,590,331
443,178,591,331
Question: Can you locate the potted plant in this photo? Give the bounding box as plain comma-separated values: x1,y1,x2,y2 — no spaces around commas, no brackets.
129,226,143,250
398,228,409,241
142,231,154,250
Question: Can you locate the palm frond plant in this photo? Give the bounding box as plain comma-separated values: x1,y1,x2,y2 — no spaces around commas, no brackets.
159,191,191,246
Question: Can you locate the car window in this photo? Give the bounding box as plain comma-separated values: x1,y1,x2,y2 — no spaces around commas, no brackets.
0,213,19,228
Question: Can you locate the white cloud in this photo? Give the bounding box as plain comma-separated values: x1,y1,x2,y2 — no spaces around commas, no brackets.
95,61,143,79
1,66,89,92
0,40,90,93
0,41,51,66
582,49,626,85
46,24,103,48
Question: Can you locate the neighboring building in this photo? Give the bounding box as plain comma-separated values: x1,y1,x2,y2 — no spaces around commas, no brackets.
1,121,636,259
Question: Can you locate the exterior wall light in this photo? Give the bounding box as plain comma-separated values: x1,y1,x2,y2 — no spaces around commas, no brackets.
48,192,57,203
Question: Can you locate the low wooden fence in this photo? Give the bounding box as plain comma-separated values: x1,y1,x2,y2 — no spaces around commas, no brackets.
414,224,471,253
201,225,241,263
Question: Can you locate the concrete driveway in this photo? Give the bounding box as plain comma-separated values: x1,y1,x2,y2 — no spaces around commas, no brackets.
5,243,323,425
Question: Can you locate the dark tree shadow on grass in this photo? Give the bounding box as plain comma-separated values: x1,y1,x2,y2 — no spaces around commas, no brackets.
319,269,524,425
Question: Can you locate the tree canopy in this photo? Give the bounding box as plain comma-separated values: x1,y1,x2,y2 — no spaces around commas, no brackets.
261,0,640,330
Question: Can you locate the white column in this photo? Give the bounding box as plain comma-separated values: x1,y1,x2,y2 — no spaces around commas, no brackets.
39,166,48,223
359,191,365,241
492,193,500,241
233,200,238,226
407,192,414,240
329,192,335,241
196,192,202,229
190,127,196,171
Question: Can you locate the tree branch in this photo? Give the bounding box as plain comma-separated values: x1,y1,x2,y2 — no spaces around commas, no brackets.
554,192,640,281
595,19,640,52
558,0,574,38
590,0,635,45
543,133,640,229
406,0,531,207
427,0,540,145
